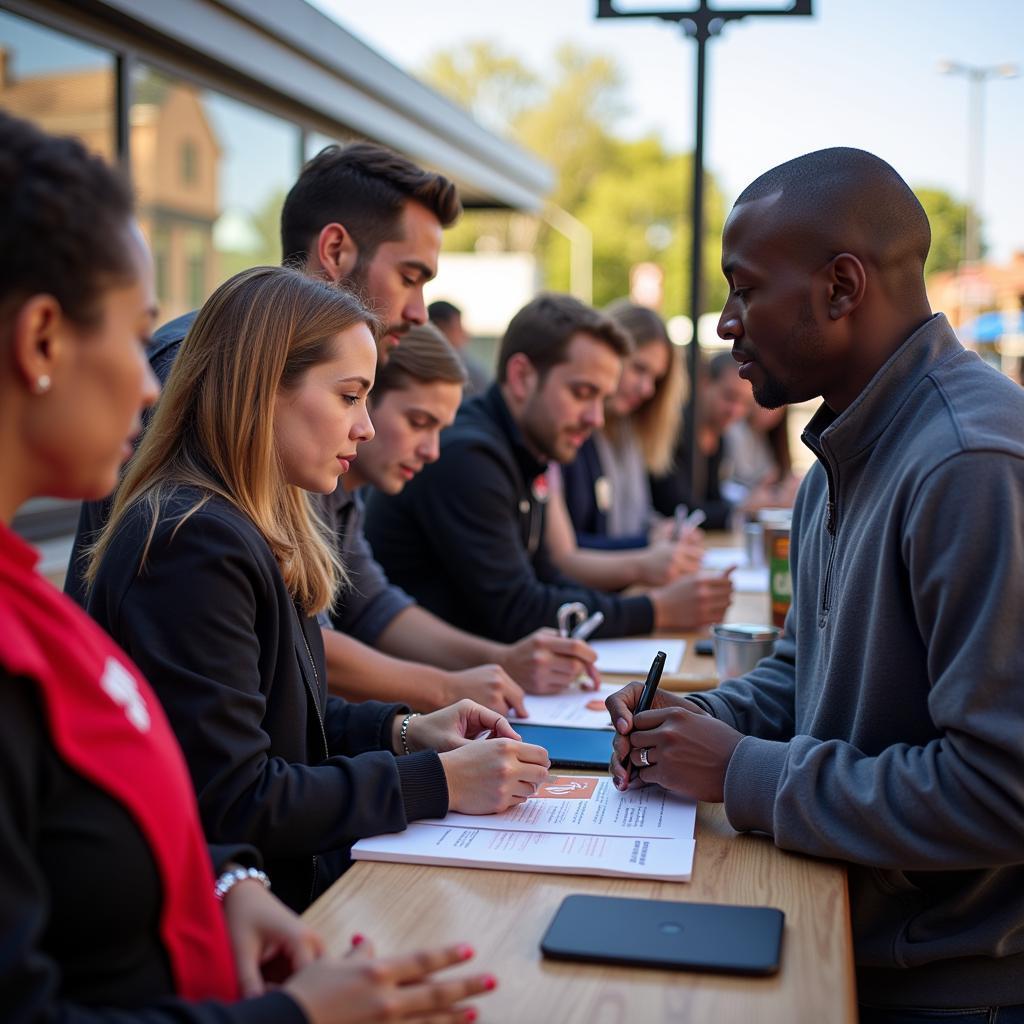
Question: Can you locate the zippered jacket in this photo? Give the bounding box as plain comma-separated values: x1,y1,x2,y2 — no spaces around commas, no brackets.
693,314,1024,1007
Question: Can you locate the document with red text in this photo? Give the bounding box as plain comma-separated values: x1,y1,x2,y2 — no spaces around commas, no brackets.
352,776,696,882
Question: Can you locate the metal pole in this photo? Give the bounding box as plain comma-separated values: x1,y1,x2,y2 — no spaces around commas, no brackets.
966,69,984,264
686,23,709,502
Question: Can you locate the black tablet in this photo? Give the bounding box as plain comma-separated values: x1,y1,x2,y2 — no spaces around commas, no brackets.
512,723,613,769
541,894,784,975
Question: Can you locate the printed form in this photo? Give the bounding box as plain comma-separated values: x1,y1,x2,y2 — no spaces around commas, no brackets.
352,776,696,883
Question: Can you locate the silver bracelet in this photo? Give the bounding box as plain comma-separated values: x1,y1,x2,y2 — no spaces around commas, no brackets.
400,711,421,756
214,865,271,902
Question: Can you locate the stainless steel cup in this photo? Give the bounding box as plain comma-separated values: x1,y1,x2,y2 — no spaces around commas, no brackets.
711,623,780,679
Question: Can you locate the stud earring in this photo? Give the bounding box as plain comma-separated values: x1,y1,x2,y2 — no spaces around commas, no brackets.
35,374,51,394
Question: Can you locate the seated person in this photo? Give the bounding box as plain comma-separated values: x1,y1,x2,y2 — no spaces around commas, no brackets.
650,351,754,529
428,299,490,396
722,402,800,510
85,266,549,912
546,301,705,591
563,301,685,549
322,322,599,712
609,147,1024,1021
0,110,491,1024
365,293,734,643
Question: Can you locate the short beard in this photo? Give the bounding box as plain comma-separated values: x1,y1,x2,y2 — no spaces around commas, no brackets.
753,298,823,409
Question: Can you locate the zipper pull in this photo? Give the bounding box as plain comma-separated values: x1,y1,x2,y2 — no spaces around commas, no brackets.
825,500,835,534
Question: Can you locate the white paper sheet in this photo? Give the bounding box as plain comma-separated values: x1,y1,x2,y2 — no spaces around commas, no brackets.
589,638,685,676
702,547,745,570
513,684,618,729
352,775,696,883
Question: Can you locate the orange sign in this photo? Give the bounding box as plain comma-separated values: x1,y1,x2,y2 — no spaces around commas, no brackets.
535,776,599,800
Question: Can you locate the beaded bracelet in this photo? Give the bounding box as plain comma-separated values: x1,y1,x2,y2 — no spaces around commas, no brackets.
214,865,271,902
400,711,422,756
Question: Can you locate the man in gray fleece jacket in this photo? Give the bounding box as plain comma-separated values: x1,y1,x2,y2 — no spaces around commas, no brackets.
609,147,1024,1020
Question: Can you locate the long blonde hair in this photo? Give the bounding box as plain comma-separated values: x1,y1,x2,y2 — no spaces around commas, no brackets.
603,300,685,475
86,266,379,615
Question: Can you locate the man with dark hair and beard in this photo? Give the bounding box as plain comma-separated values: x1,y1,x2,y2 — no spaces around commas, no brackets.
67,144,597,698
607,148,1024,1021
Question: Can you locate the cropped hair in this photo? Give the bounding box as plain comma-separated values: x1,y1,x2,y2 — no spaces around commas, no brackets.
0,110,134,331
86,266,380,615
281,142,461,266
603,300,684,475
427,299,461,326
371,321,466,405
497,293,632,383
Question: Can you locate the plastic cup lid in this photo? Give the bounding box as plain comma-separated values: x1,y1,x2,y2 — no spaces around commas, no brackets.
712,623,780,641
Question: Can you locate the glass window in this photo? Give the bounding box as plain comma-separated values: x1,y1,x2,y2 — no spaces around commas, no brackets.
131,65,302,321
0,10,116,159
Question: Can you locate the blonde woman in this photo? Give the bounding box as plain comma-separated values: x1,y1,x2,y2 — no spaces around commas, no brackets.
86,266,549,914
548,301,705,591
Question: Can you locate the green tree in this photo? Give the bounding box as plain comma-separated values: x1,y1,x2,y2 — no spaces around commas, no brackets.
422,40,726,317
914,185,978,276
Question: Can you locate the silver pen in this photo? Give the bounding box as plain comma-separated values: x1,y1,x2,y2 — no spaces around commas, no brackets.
571,610,604,641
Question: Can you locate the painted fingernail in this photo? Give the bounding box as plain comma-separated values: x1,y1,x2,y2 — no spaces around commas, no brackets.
457,944,475,961
351,933,365,947
483,975,498,991
464,1010,479,1023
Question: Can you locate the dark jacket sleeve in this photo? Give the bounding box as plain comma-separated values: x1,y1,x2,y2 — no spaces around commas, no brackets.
388,439,653,642
91,508,446,863
0,673,306,1024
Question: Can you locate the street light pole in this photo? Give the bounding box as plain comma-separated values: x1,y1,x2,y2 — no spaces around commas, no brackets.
597,0,812,501
937,60,1018,267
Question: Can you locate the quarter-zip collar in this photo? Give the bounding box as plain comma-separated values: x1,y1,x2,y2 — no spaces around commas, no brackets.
802,313,962,463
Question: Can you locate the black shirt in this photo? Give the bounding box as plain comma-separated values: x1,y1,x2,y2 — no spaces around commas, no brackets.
365,384,654,642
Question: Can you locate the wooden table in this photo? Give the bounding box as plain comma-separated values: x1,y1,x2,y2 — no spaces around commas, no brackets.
305,544,856,1023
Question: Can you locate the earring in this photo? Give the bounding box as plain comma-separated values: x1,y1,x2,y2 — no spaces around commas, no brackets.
35,374,51,395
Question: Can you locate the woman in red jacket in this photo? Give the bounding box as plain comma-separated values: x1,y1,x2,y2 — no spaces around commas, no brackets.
0,109,490,1024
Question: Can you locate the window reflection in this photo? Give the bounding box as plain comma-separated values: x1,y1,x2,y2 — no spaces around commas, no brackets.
132,66,301,320
0,10,115,158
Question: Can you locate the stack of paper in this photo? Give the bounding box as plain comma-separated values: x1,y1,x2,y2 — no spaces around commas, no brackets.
589,638,686,676
353,776,697,883
703,547,769,593
514,684,618,729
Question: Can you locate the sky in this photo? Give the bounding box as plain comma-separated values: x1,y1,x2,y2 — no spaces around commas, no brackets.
311,0,1024,264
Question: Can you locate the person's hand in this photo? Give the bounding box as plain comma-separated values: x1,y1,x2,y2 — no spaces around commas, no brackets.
647,514,677,544
500,627,600,692
221,874,324,996
284,936,494,1024
439,736,551,814
649,570,734,631
606,682,706,789
636,532,705,586
615,705,744,802
439,665,527,718
403,699,522,753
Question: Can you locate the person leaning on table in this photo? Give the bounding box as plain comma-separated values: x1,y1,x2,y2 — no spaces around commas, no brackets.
0,109,493,1024
83,265,549,915
608,147,1024,1024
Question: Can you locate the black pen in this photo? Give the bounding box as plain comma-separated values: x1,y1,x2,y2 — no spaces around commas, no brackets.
623,650,666,781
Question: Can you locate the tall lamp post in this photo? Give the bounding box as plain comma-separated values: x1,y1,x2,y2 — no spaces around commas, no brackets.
596,0,812,500
937,60,1018,270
